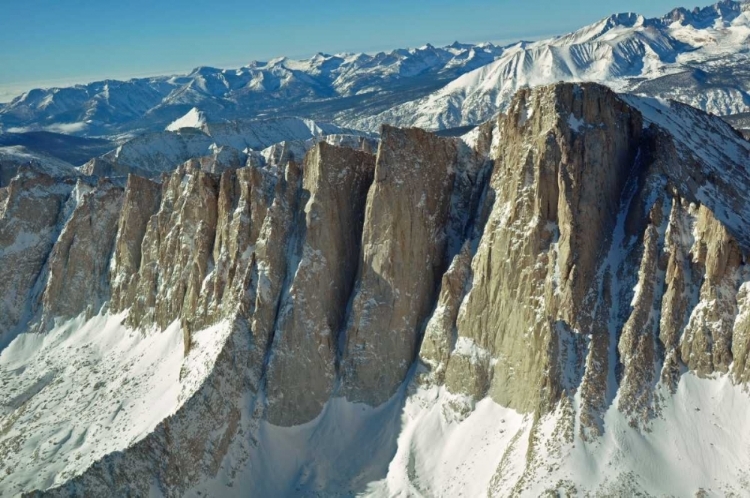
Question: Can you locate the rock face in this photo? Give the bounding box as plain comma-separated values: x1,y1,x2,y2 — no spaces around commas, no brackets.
340,126,459,406
443,84,643,415
0,169,74,345
265,143,375,425
109,175,162,312
40,180,124,323
123,163,221,339
2,82,750,497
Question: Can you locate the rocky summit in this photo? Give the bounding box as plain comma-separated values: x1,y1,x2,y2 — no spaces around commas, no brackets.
1,81,750,497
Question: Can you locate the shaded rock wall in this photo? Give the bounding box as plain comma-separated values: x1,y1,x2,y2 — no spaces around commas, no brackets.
266,143,375,425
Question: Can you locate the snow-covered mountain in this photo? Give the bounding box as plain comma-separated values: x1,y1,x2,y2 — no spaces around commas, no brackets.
0,131,112,186
0,43,504,136
0,146,77,186
2,81,750,496
3,1,750,496
5,2,750,141
350,0,750,131
89,115,371,176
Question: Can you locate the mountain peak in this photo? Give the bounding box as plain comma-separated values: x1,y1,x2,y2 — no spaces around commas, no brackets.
165,107,207,132
189,66,221,77
664,0,746,27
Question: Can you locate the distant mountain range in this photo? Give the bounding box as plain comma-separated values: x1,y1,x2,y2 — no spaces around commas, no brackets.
352,0,750,130
1,1,749,192
3,1,750,142
0,43,505,136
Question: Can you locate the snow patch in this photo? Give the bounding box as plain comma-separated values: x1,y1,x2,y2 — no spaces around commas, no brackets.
166,107,207,132
453,335,492,364
568,113,586,131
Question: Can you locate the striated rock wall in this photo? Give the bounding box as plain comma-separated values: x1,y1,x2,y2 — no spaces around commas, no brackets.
109,175,162,312
40,180,124,324
443,84,643,415
265,143,375,425
340,125,472,406
3,81,750,496
123,163,221,338
0,169,75,344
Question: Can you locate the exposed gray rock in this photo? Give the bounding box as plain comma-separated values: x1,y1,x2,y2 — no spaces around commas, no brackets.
0,169,74,344
123,163,220,349
340,125,459,406
266,143,375,426
445,83,643,414
110,175,162,312
40,180,124,324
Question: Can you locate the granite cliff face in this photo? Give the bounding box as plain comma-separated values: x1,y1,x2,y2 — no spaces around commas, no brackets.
2,82,750,496
265,143,375,426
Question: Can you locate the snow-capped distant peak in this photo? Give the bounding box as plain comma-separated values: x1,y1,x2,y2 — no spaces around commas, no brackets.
348,0,750,132
166,107,207,131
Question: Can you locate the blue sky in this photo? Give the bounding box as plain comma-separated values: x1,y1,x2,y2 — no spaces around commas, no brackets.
0,0,699,101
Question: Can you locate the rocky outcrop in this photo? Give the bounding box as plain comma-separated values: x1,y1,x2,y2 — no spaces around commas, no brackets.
110,175,162,312
40,180,124,324
0,169,74,344
658,197,700,390
418,245,473,387
339,126,460,406
265,143,375,426
122,163,220,343
193,163,276,330
444,84,643,414
79,157,153,179
617,199,665,425
679,206,743,376
195,145,246,174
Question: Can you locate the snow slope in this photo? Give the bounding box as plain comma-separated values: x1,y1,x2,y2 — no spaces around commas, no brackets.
0,313,231,495
183,374,750,497
165,107,207,131
339,374,749,497
624,93,750,248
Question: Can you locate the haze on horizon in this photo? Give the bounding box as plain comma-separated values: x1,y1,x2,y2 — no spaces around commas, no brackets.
0,0,703,102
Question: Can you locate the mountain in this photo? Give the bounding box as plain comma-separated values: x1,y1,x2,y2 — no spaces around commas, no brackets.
0,147,77,187
0,43,504,136
349,0,750,131
81,115,373,178
3,1,750,495
5,2,750,141
0,113,373,187
2,82,750,496
0,131,113,165
0,132,113,187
